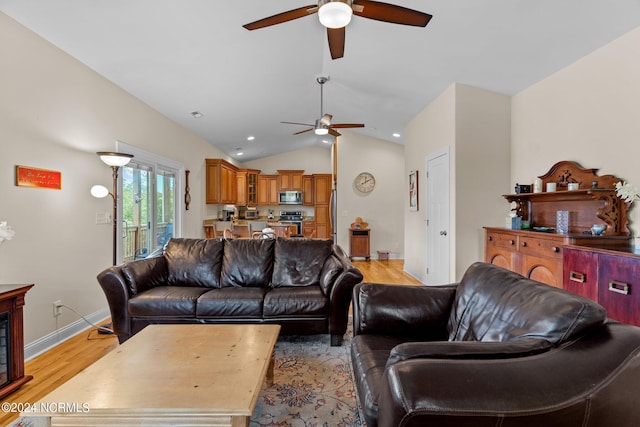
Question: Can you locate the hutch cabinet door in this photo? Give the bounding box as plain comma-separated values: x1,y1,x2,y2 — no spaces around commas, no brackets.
562,248,598,300
520,253,562,288
597,254,640,326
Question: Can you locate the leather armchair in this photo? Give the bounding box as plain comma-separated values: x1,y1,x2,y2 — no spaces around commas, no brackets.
351,262,640,427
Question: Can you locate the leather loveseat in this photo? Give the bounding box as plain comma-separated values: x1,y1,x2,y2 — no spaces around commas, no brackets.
97,237,363,345
351,262,640,427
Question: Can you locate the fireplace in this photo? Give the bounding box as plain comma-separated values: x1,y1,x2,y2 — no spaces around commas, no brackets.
0,311,9,387
0,284,33,399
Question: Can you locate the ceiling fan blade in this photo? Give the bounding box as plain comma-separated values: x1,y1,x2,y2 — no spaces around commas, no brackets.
329,128,342,137
293,128,314,135
243,5,318,30
330,123,365,129
320,114,333,126
352,0,432,27
327,27,345,60
281,121,314,127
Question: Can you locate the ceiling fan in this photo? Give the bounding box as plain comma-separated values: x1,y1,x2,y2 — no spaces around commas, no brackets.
243,0,432,59
281,76,364,137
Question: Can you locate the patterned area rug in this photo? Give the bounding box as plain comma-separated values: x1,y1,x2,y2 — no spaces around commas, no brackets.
10,324,363,427
251,325,364,427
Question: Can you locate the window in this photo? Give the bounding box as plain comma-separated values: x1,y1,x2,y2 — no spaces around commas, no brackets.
116,142,183,262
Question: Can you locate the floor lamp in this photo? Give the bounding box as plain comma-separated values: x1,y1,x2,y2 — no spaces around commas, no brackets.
90,151,134,266
91,151,133,335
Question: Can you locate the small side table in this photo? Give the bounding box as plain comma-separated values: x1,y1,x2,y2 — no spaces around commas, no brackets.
0,284,34,399
349,229,370,261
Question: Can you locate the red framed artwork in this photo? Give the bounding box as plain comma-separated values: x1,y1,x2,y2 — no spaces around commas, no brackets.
15,165,62,190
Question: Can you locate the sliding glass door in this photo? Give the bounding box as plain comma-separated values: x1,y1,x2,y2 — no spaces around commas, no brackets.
121,163,176,262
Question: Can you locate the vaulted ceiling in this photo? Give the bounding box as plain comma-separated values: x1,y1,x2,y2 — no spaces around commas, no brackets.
2,1,640,161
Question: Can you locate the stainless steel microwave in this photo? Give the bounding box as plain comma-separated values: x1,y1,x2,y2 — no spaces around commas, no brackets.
279,190,303,205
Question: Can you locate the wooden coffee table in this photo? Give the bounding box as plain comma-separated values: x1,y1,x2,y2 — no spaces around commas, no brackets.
23,324,280,427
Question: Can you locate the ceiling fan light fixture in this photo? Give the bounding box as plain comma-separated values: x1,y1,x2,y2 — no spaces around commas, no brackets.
318,0,353,29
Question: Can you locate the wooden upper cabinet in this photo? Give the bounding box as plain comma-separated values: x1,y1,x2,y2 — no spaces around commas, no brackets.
277,170,304,191
257,174,278,205
206,159,238,204
237,169,260,206
303,175,314,206
313,174,331,205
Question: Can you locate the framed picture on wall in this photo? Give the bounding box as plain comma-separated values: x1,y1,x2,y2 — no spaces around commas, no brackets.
409,170,418,211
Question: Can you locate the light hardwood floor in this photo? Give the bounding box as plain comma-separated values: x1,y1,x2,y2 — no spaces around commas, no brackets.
0,259,420,426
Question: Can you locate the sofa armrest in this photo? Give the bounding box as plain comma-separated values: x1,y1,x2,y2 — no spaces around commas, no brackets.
377,323,640,427
352,283,456,340
386,338,553,367
321,245,364,344
96,256,167,344
96,266,133,343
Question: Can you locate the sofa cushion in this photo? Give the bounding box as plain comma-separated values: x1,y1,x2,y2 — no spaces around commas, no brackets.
128,286,210,317
122,255,168,295
221,239,275,288
196,287,267,318
271,238,332,287
263,286,328,317
164,238,224,288
448,262,607,344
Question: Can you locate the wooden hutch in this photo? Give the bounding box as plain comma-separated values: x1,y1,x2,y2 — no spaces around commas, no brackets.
484,161,631,288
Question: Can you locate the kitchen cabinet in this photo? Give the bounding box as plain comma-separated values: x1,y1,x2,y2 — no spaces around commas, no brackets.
237,169,260,206
206,159,238,204
484,161,631,287
563,246,640,326
257,174,278,205
303,175,314,206
302,220,316,237
277,170,304,191
313,174,332,239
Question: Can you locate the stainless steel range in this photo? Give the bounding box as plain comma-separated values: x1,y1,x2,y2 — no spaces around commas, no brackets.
279,210,303,235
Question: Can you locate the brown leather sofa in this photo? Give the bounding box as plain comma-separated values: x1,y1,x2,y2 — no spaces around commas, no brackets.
97,237,362,345
351,262,640,427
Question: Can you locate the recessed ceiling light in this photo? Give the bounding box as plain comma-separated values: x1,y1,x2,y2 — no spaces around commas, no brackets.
236,148,244,156
322,139,332,144
247,136,255,141
392,133,401,138
191,111,203,118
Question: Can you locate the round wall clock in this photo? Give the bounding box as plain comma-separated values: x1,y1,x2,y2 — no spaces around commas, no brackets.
354,172,376,193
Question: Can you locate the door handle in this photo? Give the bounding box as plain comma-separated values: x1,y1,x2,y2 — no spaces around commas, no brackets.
440,230,447,236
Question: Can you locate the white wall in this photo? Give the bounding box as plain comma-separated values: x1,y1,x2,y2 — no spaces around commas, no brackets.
512,26,640,247
403,85,456,280
242,146,332,174
403,84,511,282
0,12,225,347
336,132,406,258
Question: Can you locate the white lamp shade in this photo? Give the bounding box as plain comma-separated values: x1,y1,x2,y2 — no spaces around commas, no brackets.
318,1,352,29
314,126,330,135
97,151,133,167
90,185,110,198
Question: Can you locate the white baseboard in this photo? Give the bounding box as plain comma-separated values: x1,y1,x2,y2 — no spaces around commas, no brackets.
24,308,111,361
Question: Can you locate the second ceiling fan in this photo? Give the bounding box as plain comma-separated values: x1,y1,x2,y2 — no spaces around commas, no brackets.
281,76,364,137
243,0,432,59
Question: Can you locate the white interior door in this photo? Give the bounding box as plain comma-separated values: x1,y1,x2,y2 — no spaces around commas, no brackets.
425,149,450,285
